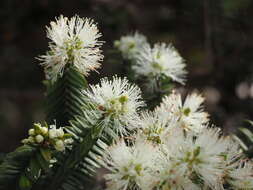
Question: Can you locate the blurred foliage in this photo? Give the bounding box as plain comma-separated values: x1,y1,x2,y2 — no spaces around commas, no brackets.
1,0,253,152
233,120,253,158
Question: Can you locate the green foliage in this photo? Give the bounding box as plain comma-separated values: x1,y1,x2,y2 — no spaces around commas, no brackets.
41,107,116,190
0,153,5,165
0,65,96,190
0,143,56,190
45,65,87,127
0,145,36,190
233,120,253,158
32,64,114,190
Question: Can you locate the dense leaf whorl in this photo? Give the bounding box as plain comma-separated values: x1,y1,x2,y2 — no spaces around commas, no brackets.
46,65,87,127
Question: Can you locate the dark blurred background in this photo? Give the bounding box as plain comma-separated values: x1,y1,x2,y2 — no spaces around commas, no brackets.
1,0,253,152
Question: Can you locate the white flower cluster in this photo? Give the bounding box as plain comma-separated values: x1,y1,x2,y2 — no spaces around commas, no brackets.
39,15,104,82
83,76,145,135
22,123,72,152
101,90,253,190
134,91,209,145
34,15,253,190
103,126,253,190
114,32,148,60
115,33,187,86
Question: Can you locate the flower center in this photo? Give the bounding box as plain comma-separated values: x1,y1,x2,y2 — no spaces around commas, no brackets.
128,42,136,50
182,107,191,116
99,95,129,117
121,162,143,180
151,62,164,72
64,37,83,62
183,146,202,167
143,124,164,144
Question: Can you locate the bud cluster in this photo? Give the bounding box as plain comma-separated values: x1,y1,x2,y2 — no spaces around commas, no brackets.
22,123,72,152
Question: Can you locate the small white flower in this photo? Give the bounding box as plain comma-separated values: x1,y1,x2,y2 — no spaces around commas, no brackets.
114,32,148,60
35,135,44,143
156,91,209,133
103,139,158,190
49,125,58,139
22,139,29,144
28,136,35,143
64,138,73,144
227,161,253,189
41,127,48,135
28,129,35,136
56,128,64,138
132,43,187,85
83,76,145,135
39,15,104,82
55,140,65,151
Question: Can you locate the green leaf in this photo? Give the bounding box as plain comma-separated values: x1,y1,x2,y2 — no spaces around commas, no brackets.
234,120,253,158
19,175,32,190
0,145,36,190
245,119,253,127
63,133,73,139
36,153,49,172
232,135,248,151
45,65,88,127
43,111,116,190
28,158,41,180
40,148,51,162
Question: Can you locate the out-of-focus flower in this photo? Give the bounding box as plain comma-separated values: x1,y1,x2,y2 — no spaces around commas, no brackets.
114,32,148,60
236,82,250,99
132,43,187,85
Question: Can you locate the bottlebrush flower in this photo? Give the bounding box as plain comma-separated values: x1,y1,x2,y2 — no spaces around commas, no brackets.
132,43,187,85
156,91,209,133
114,32,148,60
103,139,158,190
38,15,104,82
83,76,145,135
161,126,232,189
